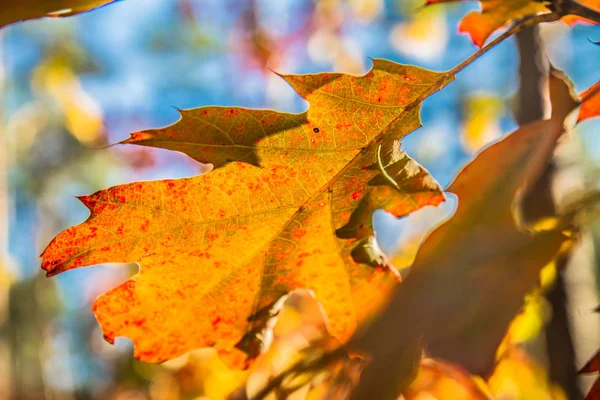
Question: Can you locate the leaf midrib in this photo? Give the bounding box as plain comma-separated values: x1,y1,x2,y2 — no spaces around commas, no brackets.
128,139,366,153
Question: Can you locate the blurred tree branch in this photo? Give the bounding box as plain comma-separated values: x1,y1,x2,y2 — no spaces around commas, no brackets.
549,0,600,23
516,23,583,400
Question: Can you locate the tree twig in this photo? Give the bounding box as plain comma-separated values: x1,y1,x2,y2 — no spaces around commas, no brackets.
550,0,600,24
449,12,560,77
246,348,347,400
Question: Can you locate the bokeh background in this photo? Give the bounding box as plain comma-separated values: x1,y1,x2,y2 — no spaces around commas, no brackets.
0,0,599,399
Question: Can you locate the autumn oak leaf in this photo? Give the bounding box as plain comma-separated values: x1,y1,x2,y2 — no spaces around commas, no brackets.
0,0,118,29
426,0,600,47
348,71,581,400
41,59,453,367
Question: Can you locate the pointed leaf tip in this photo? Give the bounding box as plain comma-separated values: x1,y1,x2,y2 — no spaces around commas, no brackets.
76,195,95,210
120,131,153,145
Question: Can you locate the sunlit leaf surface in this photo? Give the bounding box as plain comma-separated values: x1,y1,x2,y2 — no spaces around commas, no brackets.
426,0,600,47
42,59,451,366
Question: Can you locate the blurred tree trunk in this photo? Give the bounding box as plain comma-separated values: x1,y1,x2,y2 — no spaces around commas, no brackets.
515,27,545,125
516,26,582,400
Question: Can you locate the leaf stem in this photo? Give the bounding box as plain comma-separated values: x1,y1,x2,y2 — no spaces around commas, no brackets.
448,12,561,77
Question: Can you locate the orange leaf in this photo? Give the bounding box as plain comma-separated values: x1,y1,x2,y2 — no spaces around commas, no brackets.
427,0,547,47
0,0,118,29
579,80,600,122
426,0,600,47
42,60,451,367
349,71,580,399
